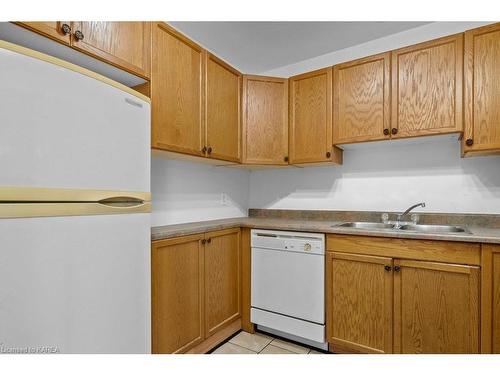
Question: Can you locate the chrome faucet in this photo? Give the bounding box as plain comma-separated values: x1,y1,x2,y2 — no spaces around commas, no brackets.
396,202,426,227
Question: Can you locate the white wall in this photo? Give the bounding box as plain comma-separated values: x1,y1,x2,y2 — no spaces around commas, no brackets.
249,137,500,214
262,22,492,77
151,157,249,226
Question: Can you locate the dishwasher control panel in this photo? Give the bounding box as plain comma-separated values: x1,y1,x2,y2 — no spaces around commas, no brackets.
251,229,325,255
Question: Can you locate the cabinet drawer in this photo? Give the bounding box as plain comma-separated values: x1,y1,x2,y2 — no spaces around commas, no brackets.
326,234,480,265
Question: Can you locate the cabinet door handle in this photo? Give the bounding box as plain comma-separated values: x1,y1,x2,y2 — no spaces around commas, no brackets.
201,146,207,154
61,23,71,35
207,147,212,155
284,156,289,162
391,128,398,135
201,239,206,245
394,265,401,272
383,128,390,136
465,138,473,147
384,265,392,272
326,151,331,158
74,30,84,41
206,238,211,244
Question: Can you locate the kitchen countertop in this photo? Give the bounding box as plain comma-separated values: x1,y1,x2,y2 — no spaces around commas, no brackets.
151,217,500,244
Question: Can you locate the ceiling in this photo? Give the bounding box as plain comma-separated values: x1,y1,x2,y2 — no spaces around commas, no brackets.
168,22,431,73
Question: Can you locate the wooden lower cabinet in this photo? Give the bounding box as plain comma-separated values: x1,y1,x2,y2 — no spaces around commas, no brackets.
326,252,393,354
481,244,500,353
152,234,205,354
326,235,482,354
152,228,241,354
394,259,480,353
204,228,241,337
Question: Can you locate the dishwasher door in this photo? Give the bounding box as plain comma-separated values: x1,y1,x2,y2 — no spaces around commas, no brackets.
251,246,325,324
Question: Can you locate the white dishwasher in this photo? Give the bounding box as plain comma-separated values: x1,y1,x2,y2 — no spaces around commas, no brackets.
250,229,327,350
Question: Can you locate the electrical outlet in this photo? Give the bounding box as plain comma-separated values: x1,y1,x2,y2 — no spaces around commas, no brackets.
221,192,229,206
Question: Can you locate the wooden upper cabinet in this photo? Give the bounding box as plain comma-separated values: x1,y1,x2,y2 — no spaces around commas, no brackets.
289,67,341,164
17,21,151,78
17,22,72,45
205,53,241,162
204,228,241,338
242,75,288,165
327,252,393,354
151,234,205,354
333,52,391,144
463,23,500,155
151,22,205,156
394,259,480,354
70,22,151,79
391,34,463,138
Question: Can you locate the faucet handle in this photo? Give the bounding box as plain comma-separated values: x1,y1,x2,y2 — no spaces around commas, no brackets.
381,213,389,224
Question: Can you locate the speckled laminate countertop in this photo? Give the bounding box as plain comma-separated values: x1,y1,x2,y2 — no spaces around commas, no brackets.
151,217,500,244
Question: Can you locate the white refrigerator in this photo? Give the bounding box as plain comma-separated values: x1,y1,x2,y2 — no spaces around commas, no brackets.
0,40,151,353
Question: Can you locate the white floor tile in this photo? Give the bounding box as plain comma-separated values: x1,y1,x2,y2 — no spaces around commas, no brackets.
212,342,256,354
229,331,272,352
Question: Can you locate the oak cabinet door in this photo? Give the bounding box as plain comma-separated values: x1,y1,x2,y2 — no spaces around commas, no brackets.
333,52,391,144
481,244,500,353
152,234,205,354
391,34,463,138
205,54,241,162
151,23,205,156
242,75,289,165
204,228,241,337
394,259,480,354
326,252,393,354
289,67,340,164
463,23,500,155
16,21,72,45
71,22,151,78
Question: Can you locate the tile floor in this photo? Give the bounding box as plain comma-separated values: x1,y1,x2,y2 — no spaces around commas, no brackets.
211,331,327,354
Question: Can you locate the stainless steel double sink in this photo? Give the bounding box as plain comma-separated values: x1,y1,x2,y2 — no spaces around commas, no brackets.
335,222,471,234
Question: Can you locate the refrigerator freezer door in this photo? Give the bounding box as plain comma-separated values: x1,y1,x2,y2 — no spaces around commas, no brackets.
0,42,150,193
0,213,151,353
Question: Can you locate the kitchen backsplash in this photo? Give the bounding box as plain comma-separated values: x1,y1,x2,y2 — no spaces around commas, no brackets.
249,137,500,215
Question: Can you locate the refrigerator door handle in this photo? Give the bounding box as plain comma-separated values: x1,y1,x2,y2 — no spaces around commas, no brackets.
97,196,146,208
0,201,151,219
0,186,150,203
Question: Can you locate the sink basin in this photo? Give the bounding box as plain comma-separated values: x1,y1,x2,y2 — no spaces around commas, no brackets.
336,222,395,230
335,222,472,235
398,224,471,234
